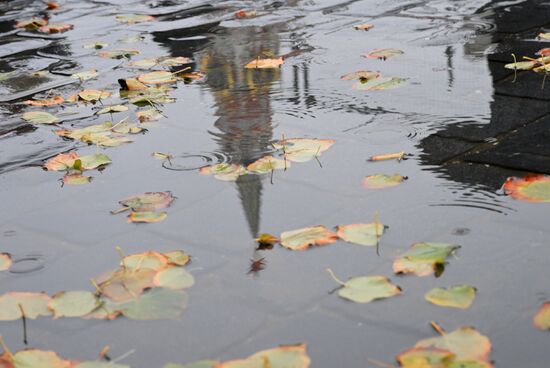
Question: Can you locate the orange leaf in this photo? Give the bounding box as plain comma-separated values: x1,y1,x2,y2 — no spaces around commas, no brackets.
245,57,284,69
23,96,64,106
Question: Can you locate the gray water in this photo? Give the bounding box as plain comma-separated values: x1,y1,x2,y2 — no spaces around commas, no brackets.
0,0,549,366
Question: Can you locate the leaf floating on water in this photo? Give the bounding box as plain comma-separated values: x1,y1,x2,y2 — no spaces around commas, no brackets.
244,57,284,69
138,71,177,85
138,108,163,122
393,242,460,277
96,105,128,115
396,347,456,368
280,226,338,250
255,233,280,246
502,174,550,202
44,153,111,171
117,287,188,320
534,302,550,330
354,77,408,91
98,268,157,302
116,14,155,24
62,174,92,185
128,211,168,223
71,69,98,81
336,223,385,247
152,152,172,160
75,362,130,368
0,292,52,320
199,163,247,181
163,361,218,368
327,270,401,304
118,78,148,91
13,349,70,368
0,253,12,271
44,152,79,171
504,60,537,70
128,56,192,69
15,17,48,30
84,41,109,49
154,266,195,289
340,70,380,81
425,285,476,309
273,138,335,163
369,151,406,162
247,156,288,174
122,251,169,270
363,174,406,189
539,33,550,40
235,10,258,19
353,23,374,31
98,49,140,59
116,191,175,212
363,48,404,60
49,291,100,318
37,23,73,34
413,327,492,363
23,96,64,106
77,89,111,102
22,111,59,125
177,71,206,82
217,344,311,368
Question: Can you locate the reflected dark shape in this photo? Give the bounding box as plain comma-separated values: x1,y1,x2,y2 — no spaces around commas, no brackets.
10,255,45,274
419,0,550,193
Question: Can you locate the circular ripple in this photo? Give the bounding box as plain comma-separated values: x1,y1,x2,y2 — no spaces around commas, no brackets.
10,255,45,274
162,151,230,171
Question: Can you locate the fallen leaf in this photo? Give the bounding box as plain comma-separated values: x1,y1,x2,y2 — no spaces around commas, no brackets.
128,56,192,69
116,191,175,212
47,2,59,10
369,151,406,162
235,10,257,19
218,344,310,368
328,270,401,303
44,153,111,171
536,48,550,57
0,253,12,271
96,105,128,115
363,48,404,60
0,292,52,320
534,302,550,330
44,152,80,171
122,251,169,270
363,174,406,189
396,347,455,368
414,327,491,362
56,122,113,140
247,156,288,174
71,69,98,81
340,70,380,81
128,211,167,223
154,267,194,289
49,291,100,318
38,23,73,33
503,174,550,202
394,242,460,277
177,71,205,82
273,138,335,163
255,233,280,246
354,24,374,31
78,89,111,102
13,350,71,368
164,250,190,266
118,78,148,91
163,361,218,368
354,77,408,91
138,71,177,85
116,14,155,24
75,362,129,368
23,96,64,106
152,152,172,160
98,49,140,59
199,164,247,181
504,60,537,70
539,33,550,40
138,109,163,122
112,121,144,134
117,287,188,320
62,174,92,185
22,111,59,124
98,268,157,302
336,222,385,246
425,285,476,309
280,226,338,250
15,17,48,30
245,57,284,69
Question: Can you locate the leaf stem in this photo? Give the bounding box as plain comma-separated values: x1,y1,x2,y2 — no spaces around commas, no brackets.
430,320,446,335
18,304,27,345
326,268,346,286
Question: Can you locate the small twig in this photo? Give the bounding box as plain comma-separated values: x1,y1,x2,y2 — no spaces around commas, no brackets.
110,207,130,215
111,349,136,364
18,304,28,345
430,321,446,335
90,278,102,295
326,268,346,286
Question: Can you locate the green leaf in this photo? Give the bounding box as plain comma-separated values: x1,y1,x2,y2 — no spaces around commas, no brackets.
218,344,310,368
331,273,401,303
425,285,476,309
22,111,59,124
415,327,491,362
272,138,335,163
247,156,288,174
96,105,129,115
138,71,176,85
336,223,385,246
504,61,536,70
78,154,112,170
0,292,52,320
118,288,188,320
534,302,550,330
280,226,338,250
128,211,167,223
394,242,460,277
49,291,100,318
396,347,455,367
164,250,190,266
14,350,68,368
363,174,406,189
154,267,194,289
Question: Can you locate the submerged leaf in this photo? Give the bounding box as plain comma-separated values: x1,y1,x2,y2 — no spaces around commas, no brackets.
218,344,310,368
363,48,404,60
128,211,167,223
0,292,52,320
245,57,284,69
118,287,188,320
280,226,338,250
534,302,550,330
363,174,406,189
117,191,175,212
199,164,247,181
137,108,163,122
503,174,550,202
336,223,385,246
22,111,59,124
49,291,100,318
84,42,109,49
394,242,460,277
96,105,128,115
425,285,476,309
62,174,92,185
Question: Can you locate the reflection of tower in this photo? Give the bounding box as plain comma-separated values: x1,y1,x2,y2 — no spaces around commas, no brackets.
200,25,283,238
